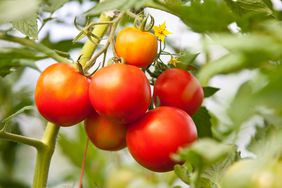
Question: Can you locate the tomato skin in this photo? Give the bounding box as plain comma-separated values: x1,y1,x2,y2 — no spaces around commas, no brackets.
35,63,92,126
89,63,151,124
84,112,126,151
153,68,204,116
115,27,158,68
126,106,197,172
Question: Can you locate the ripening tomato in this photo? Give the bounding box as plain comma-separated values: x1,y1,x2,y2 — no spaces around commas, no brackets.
84,112,126,151
126,106,197,172
89,63,151,124
35,63,92,126
153,68,204,116
115,27,158,68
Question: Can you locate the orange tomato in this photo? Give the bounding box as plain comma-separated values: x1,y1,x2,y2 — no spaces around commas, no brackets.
115,27,158,68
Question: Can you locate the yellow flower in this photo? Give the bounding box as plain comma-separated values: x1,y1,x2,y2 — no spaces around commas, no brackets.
153,22,172,42
168,57,179,67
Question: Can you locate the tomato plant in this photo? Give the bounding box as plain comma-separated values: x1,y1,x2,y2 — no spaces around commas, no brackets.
84,111,126,151
1,0,282,188
126,106,197,172
35,63,92,126
115,27,158,68
154,68,204,116
89,63,151,124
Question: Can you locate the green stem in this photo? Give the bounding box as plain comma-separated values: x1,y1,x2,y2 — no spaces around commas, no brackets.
0,130,43,149
33,122,60,188
0,33,71,63
79,13,112,66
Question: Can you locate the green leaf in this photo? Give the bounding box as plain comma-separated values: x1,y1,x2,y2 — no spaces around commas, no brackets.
192,107,213,138
174,139,234,167
12,13,38,39
85,0,151,16
161,0,235,33
224,0,273,17
228,66,282,128
0,47,41,77
44,0,68,13
174,139,238,187
203,86,219,98
247,123,282,159
0,0,40,23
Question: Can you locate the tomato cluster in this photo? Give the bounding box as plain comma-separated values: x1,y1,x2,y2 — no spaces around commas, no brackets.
35,27,203,172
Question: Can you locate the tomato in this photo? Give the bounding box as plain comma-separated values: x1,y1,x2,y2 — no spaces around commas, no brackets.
84,111,126,151
126,106,197,172
89,63,151,124
35,63,92,126
153,68,204,116
115,27,158,68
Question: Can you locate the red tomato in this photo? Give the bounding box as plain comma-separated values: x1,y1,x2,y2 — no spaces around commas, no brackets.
115,27,158,68
153,68,204,116
89,63,151,124
35,63,92,126
126,106,197,172
84,112,126,151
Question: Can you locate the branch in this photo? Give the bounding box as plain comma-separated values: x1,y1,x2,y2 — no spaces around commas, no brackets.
0,130,43,149
84,12,124,72
78,14,112,67
0,33,72,64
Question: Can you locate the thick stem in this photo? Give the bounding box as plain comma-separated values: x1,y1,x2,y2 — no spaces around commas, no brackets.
0,33,71,63
79,14,112,66
32,122,60,188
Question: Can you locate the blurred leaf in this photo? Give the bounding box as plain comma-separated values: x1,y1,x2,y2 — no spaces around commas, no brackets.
161,0,234,33
0,124,22,175
0,0,40,23
41,33,83,52
247,124,282,159
176,52,199,71
12,13,38,39
0,47,41,77
192,107,213,138
228,66,282,129
174,139,234,167
174,139,237,187
85,0,152,16
203,86,219,98
224,0,273,31
0,177,29,188
44,0,68,13
224,0,273,16
201,150,239,187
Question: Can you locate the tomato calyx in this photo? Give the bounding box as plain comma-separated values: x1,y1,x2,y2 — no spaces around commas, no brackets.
133,13,155,32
